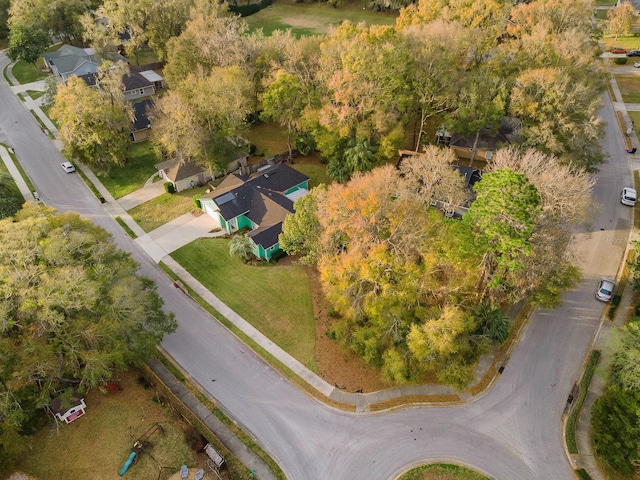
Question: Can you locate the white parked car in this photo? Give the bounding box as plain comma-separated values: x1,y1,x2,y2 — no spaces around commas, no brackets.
61,162,76,173
596,278,615,302
621,187,637,206
635,62,640,68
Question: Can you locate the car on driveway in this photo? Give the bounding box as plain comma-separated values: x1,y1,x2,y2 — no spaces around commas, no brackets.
596,278,615,302
627,50,640,57
611,47,628,54
61,162,76,173
621,187,637,206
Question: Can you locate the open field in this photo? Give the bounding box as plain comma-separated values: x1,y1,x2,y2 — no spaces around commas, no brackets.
245,0,397,36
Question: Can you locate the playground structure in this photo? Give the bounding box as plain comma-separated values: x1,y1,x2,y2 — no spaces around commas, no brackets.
118,422,165,476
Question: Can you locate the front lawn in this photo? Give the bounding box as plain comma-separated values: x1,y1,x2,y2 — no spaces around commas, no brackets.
11,59,50,84
98,141,160,199
245,0,397,36
615,74,640,103
603,36,640,52
171,238,317,371
127,188,206,232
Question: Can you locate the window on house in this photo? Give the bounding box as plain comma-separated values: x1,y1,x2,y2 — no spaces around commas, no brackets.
138,89,144,95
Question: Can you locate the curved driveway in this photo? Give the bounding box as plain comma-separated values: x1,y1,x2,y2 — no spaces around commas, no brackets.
0,50,632,479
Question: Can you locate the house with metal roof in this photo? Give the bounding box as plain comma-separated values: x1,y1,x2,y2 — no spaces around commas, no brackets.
199,162,310,260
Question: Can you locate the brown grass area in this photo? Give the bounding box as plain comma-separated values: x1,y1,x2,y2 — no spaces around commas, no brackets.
13,369,207,480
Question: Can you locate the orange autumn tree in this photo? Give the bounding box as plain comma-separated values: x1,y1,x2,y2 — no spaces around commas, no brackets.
316,164,480,386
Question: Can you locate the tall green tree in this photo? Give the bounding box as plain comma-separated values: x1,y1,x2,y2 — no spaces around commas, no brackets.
7,24,49,71
0,203,176,469
261,70,306,161
9,0,87,45
465,169,541,299
509,66,605,167
151,65,253,173
101,0,190,62
279,186,326,266
51,72,133,172
163,0,255,87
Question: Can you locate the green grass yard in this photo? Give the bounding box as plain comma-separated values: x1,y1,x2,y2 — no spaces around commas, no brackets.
615,74,640,103
97,141,161,199
11,59,50,84
171,237,317,371
245,0,397,36
127,188,207,232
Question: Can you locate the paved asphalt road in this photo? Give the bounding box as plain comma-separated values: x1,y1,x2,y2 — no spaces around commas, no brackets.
0,50,633,480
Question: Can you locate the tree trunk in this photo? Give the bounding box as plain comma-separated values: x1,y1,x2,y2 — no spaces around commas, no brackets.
469,130,480,168
414,109,426,151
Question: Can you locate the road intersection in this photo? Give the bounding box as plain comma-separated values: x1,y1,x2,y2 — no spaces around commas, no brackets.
0,50,634,479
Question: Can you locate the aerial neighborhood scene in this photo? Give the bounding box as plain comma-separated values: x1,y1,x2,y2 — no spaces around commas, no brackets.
3,0,640,478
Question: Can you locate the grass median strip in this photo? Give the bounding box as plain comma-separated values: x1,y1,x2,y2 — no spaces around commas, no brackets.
566,349,601,454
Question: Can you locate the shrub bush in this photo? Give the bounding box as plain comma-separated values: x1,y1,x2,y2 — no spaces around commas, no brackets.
615,57,628,65
164,182,175,194
193,194,202,209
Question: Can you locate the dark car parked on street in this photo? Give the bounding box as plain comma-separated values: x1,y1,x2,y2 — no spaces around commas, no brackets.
627,50,640,57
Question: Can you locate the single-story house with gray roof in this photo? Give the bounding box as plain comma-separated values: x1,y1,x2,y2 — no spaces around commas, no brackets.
155,159,213,193
199,162,310,260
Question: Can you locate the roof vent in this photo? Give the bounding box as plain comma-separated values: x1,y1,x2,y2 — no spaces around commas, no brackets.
264,173,269,178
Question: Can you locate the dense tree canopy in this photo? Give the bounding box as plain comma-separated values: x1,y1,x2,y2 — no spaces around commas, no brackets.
281,145,592,386
0,204,176,469
9,0,87,45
